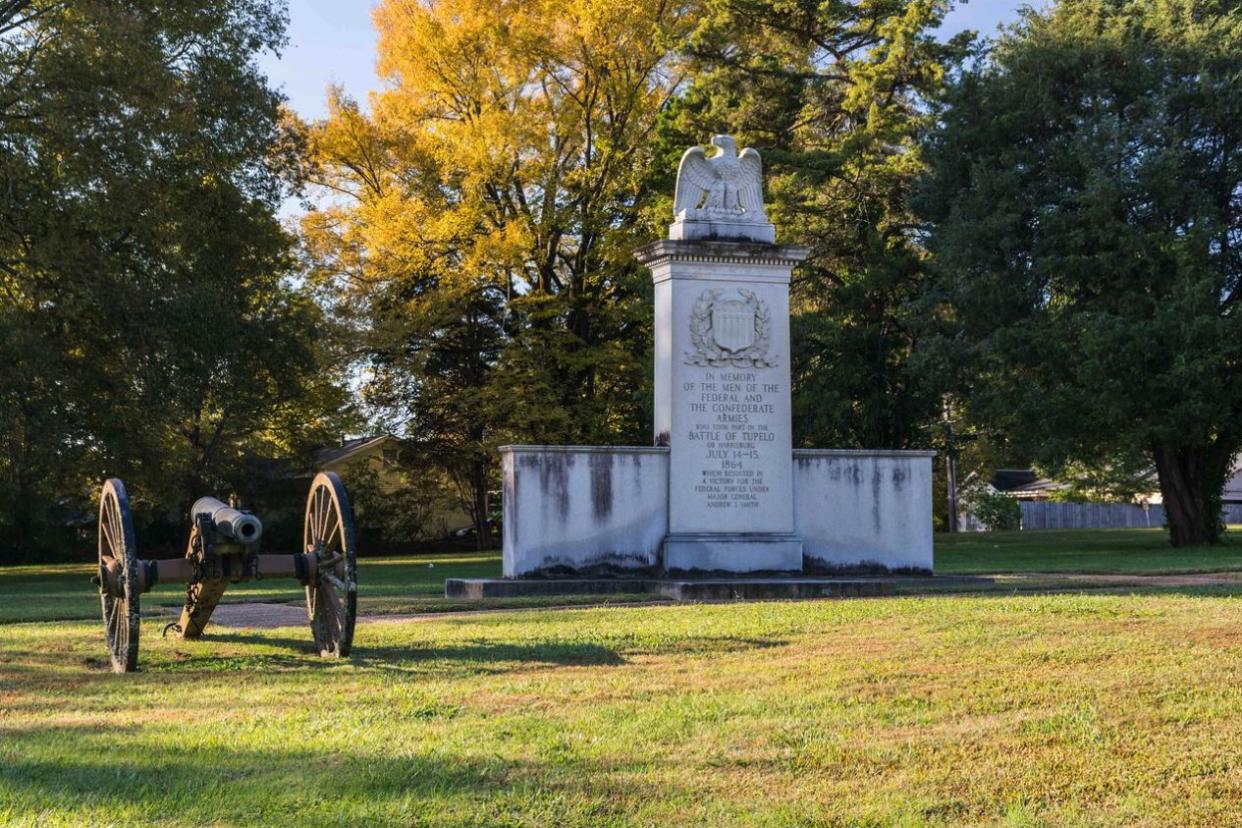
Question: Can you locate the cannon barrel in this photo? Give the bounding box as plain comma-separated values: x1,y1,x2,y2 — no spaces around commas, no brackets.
192,496,263,544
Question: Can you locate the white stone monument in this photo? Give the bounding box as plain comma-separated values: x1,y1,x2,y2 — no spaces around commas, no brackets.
489,135,935,581
636,136,807,572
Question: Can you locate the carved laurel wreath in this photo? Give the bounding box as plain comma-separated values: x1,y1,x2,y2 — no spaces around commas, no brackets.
686,288,774,368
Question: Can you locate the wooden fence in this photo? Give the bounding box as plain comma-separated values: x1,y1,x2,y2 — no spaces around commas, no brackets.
1019,501,1242,530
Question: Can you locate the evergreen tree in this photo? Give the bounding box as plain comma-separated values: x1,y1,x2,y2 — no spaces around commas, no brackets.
919,0,1242,545
655,0,971,449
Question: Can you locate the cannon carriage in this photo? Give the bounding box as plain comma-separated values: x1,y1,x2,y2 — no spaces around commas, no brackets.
94,471,358,672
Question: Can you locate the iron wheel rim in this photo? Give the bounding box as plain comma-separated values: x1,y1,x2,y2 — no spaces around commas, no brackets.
304,471,357,657
98,479,140,672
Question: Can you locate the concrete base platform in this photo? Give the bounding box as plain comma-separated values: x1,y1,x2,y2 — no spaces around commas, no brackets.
445,577,899,602
662,533,803,575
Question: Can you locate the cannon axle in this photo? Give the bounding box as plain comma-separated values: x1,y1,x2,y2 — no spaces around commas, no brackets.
92,552,323,597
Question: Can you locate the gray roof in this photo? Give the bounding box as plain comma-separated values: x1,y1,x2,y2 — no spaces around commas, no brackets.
315,434,396,466
990,469,1039,492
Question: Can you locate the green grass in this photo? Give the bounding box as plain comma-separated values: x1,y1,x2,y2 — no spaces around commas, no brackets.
6,530,1242,825
937,527,1242,575
6,593,1242,826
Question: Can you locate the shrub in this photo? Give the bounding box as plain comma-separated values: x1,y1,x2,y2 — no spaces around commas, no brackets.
968,491,1022,531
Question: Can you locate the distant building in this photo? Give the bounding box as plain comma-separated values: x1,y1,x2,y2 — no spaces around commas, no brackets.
315,434,406,494
987,469,1068,502
1225,457,1242,506
959,458,1242,532
309,434,475,540
988,458,1242,507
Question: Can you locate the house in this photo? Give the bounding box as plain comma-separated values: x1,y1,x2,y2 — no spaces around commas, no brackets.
960,458,1242,531
988,469,1068,502
315,434,407,494
989,457,1242,507
1225,457,1242,506
310,434,476,540
958,467,1155,532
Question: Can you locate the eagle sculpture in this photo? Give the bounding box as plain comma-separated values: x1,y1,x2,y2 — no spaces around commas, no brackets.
673,135,767,223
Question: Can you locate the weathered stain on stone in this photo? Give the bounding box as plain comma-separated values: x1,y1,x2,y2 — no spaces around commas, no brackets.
891,461,907,490
872,464,883,533
534,452,573,519
803,555,932,577
504,459,518,546
589,452,614,520
842,461,863,486
535,551,660,578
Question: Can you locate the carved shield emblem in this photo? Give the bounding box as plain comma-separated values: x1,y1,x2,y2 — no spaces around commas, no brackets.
710,300,755,353
686,288,774,368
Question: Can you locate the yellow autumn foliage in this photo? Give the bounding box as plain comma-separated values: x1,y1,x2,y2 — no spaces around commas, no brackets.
303,0,693,302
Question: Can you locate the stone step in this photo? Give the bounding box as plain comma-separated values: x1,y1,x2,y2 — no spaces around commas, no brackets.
444,577,901,601
659,579,895,601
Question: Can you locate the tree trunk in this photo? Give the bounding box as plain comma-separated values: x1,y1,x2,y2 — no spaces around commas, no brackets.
1151,444,1223,547
13,414,36,558
13,465,34,558
470,454,489,551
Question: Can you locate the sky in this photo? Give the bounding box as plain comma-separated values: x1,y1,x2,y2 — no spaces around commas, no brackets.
258,1,1033,122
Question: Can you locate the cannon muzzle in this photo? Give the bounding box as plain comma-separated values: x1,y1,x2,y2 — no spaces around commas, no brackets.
192,496,263,544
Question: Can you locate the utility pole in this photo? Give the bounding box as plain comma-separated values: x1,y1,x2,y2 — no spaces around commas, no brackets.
943,397,959,533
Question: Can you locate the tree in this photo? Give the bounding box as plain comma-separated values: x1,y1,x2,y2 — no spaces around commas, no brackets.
655,0,971,450
0,1,349,558
919,0,1242,545
1041,449,1159,504
300,0,694,539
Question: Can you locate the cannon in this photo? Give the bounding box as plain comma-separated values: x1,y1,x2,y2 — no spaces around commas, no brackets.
94,472,358,672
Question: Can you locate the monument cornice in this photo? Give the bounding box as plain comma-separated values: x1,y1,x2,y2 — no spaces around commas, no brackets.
634,239,810,270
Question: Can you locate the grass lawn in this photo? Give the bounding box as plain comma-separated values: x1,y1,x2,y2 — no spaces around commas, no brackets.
937,527,1242,575
5,593,1242,826
5,529,1242,825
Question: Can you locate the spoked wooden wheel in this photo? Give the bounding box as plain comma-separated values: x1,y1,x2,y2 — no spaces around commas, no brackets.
304,471,357,657
98,479,140,672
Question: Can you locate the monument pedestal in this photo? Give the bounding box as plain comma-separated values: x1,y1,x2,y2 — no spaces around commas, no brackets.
636,239,809,574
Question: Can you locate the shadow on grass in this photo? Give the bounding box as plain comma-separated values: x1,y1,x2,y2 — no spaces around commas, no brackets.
141,629,630,669
142,628,790,674
353,634,790,674
364,640,628,668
